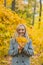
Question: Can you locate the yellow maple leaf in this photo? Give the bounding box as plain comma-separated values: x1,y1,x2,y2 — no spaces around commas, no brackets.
16,36,28,47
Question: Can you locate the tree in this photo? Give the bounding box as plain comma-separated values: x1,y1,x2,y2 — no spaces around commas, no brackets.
11,0,15,11
38,0,42,28
4,0,6,7
32,0,36,25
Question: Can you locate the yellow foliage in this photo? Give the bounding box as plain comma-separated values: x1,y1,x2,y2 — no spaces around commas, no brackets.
0,5,26,57
0,0,4,5
16,36,28,47
0,4,43,65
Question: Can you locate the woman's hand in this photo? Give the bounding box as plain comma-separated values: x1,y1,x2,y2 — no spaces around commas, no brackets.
19,43,25,48
18,45,23,50
18,45,23,53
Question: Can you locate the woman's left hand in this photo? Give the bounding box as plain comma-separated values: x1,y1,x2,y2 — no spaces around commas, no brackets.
19,43,25,48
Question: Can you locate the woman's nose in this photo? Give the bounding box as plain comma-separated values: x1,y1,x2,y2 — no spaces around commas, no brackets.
19,30,23,32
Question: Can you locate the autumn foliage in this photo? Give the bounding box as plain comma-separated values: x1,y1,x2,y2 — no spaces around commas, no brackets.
16,36,28,48
0,4,43,65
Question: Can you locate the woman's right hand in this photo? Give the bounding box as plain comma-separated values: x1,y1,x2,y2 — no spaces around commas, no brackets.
18,45,23,50
18,45,23,53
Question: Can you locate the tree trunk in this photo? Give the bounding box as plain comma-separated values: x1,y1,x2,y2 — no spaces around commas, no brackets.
11,0,15,11
4,0,6,7
38,0,42,28
32,0,36,25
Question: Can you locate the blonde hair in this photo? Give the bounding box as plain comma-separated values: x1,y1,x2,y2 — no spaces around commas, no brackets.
13,24,29,41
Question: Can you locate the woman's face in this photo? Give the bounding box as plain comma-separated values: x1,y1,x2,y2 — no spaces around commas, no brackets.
17,25,26,36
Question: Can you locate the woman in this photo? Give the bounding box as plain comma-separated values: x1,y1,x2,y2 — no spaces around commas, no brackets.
8,24,34,65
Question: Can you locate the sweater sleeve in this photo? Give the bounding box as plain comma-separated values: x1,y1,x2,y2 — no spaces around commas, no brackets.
8,38,19,56
22,39,34,57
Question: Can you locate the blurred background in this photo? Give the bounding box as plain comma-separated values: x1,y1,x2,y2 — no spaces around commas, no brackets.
0,0,43,65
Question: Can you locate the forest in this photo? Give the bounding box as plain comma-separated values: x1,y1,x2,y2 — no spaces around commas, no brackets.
0,0,43,65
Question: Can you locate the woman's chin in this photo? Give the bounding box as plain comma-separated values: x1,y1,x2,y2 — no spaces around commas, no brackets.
18,34,24,36
20,35,24,36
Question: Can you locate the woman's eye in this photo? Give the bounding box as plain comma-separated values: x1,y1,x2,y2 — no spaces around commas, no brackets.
18,29,21,31
18,29,25,31
22,29,24,31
